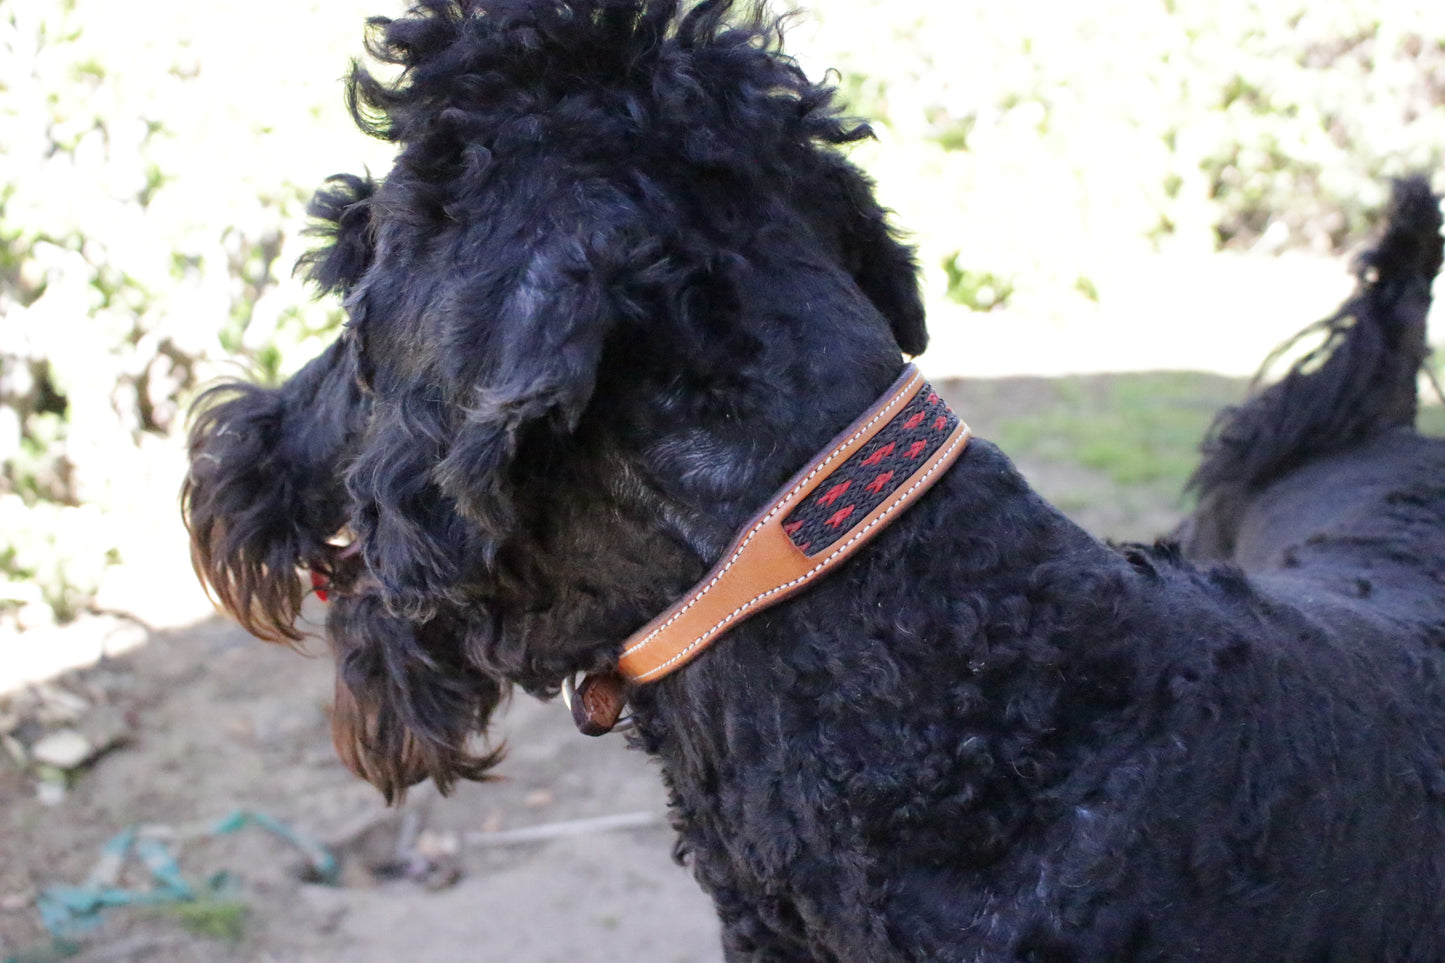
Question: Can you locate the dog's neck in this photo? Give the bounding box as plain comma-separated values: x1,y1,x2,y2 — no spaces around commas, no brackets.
629,437,1115,709
569,364,971,733
623,434,1124,955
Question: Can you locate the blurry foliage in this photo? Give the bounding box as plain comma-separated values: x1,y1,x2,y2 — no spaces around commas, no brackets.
802,0,1445,317
941,259,1014,311
0,0,388,625
0,0,1442,623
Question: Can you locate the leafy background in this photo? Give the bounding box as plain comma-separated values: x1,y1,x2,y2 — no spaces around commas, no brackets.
2,0,1444,628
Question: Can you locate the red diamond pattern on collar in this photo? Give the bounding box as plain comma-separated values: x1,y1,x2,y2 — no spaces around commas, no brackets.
781,383,958,557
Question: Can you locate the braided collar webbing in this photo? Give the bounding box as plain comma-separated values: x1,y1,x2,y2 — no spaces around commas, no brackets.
569,364,971,735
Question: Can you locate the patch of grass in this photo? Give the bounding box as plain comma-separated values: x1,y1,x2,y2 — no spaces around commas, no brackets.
950,371,1445,542
149,898,249,943
988,372,1246,493
1418,400,1445,436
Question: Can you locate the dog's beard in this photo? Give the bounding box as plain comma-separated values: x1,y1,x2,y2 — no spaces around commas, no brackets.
326,593,507,803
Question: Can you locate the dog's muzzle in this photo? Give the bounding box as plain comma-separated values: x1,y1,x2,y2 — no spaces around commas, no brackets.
572,363,971,735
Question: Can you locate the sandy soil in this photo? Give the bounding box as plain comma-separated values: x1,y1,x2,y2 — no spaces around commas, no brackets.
0,608,725,962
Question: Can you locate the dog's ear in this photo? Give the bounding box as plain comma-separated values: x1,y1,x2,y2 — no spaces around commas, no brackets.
347,237,618,613
184,339,368,641
434,276,610,534
297,174,378,297
828,160,929,356
325,593,505,803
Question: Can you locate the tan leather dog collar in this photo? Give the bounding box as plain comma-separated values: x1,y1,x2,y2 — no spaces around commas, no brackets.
570,364,971,735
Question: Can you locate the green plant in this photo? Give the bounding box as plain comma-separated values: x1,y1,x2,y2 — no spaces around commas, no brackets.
151,898,249,943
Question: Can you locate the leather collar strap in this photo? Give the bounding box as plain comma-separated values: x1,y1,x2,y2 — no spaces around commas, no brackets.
571,364,971,735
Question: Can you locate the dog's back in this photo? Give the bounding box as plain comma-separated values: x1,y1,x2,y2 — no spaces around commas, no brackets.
1081,181,1445,959
1184,177,1445,580
1182,178,1445,667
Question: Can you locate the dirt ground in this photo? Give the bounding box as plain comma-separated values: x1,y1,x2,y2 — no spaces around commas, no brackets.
0,605,726,963
0,374,1208,963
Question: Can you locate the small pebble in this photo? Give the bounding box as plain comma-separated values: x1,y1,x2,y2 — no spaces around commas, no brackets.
31,729,93,769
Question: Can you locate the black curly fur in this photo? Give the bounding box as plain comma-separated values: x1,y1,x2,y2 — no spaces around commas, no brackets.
184,1,1445,958
1185,177,1444,559
295,172,379,297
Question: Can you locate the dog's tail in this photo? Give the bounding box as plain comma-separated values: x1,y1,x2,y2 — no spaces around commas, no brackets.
1184,176,1442,555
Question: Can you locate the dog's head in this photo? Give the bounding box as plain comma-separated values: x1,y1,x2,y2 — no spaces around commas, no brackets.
184,0,926,801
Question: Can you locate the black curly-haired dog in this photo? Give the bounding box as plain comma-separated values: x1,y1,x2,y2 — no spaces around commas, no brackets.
183,1,1445,958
